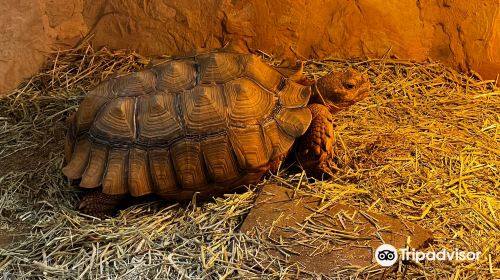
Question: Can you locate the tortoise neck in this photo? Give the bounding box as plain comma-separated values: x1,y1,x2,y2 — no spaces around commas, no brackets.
309,82,327,106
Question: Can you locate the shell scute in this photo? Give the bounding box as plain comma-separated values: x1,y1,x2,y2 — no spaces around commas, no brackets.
196,52,244,83
201,134,240,182
137,93,181,145
228,125,272,170
244,55,283,92
181,85,227,134
113,70,157,97
156,59,197,92
224,78,275,124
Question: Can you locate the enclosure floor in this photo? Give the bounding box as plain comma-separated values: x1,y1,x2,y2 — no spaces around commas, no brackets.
0,44,498,279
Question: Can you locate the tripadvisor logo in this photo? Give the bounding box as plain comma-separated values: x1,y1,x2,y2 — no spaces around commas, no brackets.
374,244,481,267
374,244,398,267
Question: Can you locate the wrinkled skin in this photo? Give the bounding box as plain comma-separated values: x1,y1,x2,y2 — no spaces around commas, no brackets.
312,68,371,113
293,68,371,177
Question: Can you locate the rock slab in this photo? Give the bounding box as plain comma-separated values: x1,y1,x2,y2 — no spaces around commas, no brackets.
240,184,433,274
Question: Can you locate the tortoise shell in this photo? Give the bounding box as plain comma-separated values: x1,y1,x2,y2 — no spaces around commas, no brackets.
62,51,312,200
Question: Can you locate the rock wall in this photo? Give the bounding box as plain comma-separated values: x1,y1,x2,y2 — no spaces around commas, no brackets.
1,0,499,94
84,0,500,74
0,0,87,93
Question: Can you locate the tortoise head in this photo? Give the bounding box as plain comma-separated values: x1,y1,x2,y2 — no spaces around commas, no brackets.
312,68,371,113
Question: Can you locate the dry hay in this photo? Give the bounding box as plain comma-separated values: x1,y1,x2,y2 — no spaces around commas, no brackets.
0,41,498,279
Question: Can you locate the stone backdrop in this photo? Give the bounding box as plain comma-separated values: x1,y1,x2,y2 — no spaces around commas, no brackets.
0,0,87,93
1,0,499,93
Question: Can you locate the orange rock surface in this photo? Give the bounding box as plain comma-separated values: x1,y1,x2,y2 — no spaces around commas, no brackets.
0,0,87,93
1,0,499,93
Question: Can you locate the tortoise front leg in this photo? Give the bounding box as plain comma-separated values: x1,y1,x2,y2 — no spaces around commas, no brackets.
78,191,127,218
296,104,334,179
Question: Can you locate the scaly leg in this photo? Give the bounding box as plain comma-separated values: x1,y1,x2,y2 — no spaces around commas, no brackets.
78,191,127,218
296,104,334,179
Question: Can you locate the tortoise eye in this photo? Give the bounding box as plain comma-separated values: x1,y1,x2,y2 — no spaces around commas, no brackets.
344,82,355,90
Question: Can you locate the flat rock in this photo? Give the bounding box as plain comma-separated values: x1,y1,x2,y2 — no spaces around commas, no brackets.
240,184,433,274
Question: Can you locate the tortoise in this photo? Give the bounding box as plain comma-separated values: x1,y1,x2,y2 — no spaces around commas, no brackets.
62,45,370,217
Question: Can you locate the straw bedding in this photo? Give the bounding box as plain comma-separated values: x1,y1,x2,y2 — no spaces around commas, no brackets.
0,42,498,279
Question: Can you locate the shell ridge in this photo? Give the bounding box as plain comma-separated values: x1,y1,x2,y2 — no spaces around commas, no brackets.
166,148,180,191
258,122,272,160
133,97,139,141
174,92,187,136
101,146,110,187
199,146,213,185
124,148,131,193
